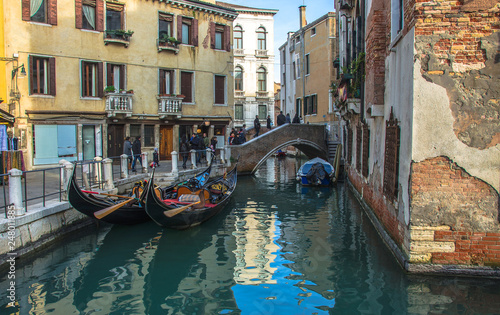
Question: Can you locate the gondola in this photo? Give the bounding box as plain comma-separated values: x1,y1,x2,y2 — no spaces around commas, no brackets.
296,157,335,186
67,158,214,225
144,163,237,230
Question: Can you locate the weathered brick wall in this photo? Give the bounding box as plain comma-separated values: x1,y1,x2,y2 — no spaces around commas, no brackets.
410,156,500,266
365,9,388,107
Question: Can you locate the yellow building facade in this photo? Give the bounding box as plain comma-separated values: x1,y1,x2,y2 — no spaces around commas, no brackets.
1,0,236,168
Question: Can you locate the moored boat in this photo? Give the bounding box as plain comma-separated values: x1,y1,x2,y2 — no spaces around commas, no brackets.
67,158,214,225
144,164,237,230
296,157,335,186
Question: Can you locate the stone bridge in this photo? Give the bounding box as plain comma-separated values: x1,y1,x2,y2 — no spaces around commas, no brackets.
228,124,328,175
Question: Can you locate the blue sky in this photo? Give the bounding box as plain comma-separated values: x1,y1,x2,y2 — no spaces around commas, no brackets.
220,0,336,82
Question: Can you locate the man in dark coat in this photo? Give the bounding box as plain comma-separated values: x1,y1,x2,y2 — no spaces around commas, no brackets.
131,136,142,172
254,115,261,137
277,111,286,126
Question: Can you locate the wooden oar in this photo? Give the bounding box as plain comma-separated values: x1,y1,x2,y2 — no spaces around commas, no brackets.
82,190,132,199
94,197,135,219
163,201,201,218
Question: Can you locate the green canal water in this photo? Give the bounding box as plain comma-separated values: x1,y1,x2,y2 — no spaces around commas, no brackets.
2,157,500,314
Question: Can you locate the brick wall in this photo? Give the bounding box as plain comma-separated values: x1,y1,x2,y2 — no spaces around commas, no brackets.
365,9,388,107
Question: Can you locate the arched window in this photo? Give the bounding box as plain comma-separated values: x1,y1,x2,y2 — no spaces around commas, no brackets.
257,67,267,91
256,27,266,50
234,25,243,49
235,66,243,91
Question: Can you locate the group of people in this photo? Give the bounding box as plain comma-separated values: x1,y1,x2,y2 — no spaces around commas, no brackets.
180,132,218,170
277,111,301,126
123,136,144,172
228,125,247,145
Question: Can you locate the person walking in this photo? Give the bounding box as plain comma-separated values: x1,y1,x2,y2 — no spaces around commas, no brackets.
123,136,133,169
285,113,291,124
277,111,286,126
292,113,300,123
190,132,202,164
180,135,190,169
266,115,272,129
131,136,142,172
254,115,261,137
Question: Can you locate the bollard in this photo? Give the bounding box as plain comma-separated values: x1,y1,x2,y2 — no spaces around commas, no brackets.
61,161,74,201
102,158,115,190
206,148,211,165
142,152,148,173
93,156,103,185
120,154,129,179
171,151,179,174
8,168,24,215
190,149,197,169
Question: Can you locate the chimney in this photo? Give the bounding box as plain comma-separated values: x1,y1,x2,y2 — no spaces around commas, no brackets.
299,5,307,28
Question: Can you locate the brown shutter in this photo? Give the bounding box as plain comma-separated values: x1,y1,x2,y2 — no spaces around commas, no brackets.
22,0,30,21
48,0,57,25
106,63,112,86
95,0,104,32
210,22,215,49
75,0,83,29
192,19,198,46
120,65,125,90
159,69,165,94
181,72,192,103
49,57,56,96
214,76,225,104
29,55,34,94
177,16,182,42
98,62,104,98
225,25,231,51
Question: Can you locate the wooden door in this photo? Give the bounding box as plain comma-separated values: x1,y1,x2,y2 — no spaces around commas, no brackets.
107,124,124,163
159,125,173,160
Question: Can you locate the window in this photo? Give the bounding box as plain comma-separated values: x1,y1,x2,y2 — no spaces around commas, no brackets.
29,56,56,96
144,125,154,147
234,66,243,91
159,12,173,40
214,75,226,105
81,60,103,98
235,104,243,120
106,63,125,92
211,23,230,51
311,27,316,36
159,69,174,95
305,54,310,75
215,24,224,50
292,61,296,80
257,67,267,92
296,98,301,116
296,58,301,79
106,2,123,31
257,27,266,50
304,95,317,115
391,0,403,41
356,125,362,172
258,104,267,119
34,125,77,165
362,124,370,178
76,0,104,31
22,0,57,25
234,25,243,49
178,16,198,46
180,71,193,103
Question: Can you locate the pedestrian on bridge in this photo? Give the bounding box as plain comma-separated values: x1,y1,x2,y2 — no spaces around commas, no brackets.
254,115,261,137
286,113,291,124
292,113,300,123
277,111,286,126
267,115,272,129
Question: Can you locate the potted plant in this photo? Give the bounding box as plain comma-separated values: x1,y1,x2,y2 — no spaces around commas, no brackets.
127,89,134,94
104,85,116,93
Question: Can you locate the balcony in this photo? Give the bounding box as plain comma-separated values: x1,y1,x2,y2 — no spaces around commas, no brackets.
234,48,244,56
157,95,184,119
256,91,268,99
255,49,268,58
157,37,180,54
104,30,134,47
105,92,133,117
235,91,245,98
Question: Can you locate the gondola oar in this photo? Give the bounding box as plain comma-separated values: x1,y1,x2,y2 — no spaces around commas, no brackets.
82,190,133,199
94,197,136,219
163,201,201,218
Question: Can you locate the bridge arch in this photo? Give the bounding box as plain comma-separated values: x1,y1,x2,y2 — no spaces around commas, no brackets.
228,124,328,175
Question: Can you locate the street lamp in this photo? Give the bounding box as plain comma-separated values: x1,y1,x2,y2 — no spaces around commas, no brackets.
1,55,25,113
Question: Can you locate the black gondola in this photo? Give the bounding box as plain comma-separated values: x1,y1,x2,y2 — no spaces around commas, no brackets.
67,159,214,225
144,163,237,229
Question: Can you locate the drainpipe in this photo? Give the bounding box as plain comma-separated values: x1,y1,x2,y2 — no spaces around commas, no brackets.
299,6,307,122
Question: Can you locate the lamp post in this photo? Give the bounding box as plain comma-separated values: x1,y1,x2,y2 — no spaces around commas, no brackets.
1,56,25,114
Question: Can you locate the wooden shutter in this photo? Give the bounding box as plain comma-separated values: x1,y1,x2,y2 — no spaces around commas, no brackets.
224,25,231,51
192,18,198,46
362,124,370,177
29,55,34,94
22,0,30,21
48,0,57,25
159,69,165,94
106,63,112,86
96,0,104,32
49,57,56,96
75,0,83,28
356,124,362,172
177,16,182,42
120,65,125,90
214,76,225,104
347,127,353,165
97,62,104,98
383,109,400,200
210,22,215,49
181,72,192,103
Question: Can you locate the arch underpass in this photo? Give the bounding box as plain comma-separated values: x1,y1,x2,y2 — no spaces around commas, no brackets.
228,124,328,175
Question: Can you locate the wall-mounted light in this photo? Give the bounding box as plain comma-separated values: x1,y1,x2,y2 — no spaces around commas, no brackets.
12,64,26,79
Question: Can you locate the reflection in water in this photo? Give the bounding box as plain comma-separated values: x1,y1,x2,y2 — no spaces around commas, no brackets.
1,157,500,314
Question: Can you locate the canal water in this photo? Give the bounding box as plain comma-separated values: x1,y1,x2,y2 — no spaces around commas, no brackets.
2,157,500,314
